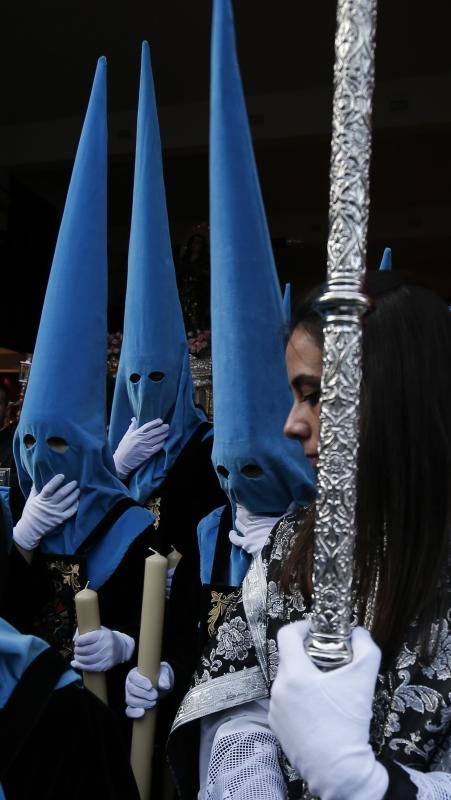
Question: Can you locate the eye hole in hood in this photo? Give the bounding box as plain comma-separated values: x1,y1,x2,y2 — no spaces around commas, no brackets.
129,373,141,383
23,434,36,449
148,371,165,382
47,437,69,453
217,465,230,479
241,464,263,478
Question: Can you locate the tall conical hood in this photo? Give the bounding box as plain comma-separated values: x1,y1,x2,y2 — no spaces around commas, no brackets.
379,247,392,271
282,283,292,326
14,59,152,586
210,0,315,515
109,42,204,502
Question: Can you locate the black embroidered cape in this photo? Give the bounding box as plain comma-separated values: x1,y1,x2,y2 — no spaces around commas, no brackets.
168,512,451,799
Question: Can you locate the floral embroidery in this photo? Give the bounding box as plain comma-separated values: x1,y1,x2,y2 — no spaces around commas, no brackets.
216,617,253,661
423,620,451,681
207,590,236,637
267,581,285,619
267,639,279,681
180,509,451,794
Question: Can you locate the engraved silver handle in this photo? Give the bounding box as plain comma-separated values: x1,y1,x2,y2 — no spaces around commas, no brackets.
305,0,378,670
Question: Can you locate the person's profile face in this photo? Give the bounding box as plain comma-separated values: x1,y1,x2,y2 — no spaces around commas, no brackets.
284,327,322,466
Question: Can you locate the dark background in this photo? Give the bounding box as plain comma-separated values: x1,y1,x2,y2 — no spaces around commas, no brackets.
1,0,450,352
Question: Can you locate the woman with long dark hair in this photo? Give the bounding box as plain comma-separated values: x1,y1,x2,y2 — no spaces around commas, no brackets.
168,272,451,800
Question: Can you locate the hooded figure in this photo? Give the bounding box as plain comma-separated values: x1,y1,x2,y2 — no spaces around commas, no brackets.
109,42,207,508
197,0,315,589
379,247,392,271
113,48,225,782
10,60,154,698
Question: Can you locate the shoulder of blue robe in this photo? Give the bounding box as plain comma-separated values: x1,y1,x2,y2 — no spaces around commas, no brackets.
197,504,251,587
0,621,138,799
83,504,154,589
0,616,80,710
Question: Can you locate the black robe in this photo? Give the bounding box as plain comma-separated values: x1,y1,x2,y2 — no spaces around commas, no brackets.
168,511,451,799
0,644,139,799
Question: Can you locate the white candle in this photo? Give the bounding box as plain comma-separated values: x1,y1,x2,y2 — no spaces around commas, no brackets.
74,586,108,706
167,547,182,571
130,552,168,800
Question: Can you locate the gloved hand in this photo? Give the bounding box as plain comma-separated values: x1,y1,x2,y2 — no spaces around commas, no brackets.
113,417,169,480
268,620,388,800
71,626,135,672
125,662,174,719
13,474,80,551
228,505,278,556
166,567,175,600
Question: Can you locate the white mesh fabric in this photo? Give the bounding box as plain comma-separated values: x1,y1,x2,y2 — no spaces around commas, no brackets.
403,766,451,799
205,726,287,800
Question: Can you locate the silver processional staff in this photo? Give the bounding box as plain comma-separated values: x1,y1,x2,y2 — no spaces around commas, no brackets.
305,0,378,670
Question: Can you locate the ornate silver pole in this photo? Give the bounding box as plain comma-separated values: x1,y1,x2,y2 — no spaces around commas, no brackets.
304,0,378,669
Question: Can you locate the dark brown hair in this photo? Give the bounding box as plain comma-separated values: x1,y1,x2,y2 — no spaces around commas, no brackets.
283,272,451,666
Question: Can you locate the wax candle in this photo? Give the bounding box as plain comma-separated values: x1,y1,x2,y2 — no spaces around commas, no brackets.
167,547,182,571
130,552,168,800
74,586,108,705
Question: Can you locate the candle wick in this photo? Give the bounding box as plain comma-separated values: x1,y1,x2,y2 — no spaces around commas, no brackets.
148,546,158,555
85,581,90,589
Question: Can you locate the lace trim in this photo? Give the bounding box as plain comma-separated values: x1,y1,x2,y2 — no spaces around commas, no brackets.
403,766,451,799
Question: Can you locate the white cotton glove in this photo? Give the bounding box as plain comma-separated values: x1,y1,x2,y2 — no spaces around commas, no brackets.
268,620,389,800
166,567,175,600
113,417,170,480
71,626,135,672
13,474,80,551
228,505,278,557
125,662,174,719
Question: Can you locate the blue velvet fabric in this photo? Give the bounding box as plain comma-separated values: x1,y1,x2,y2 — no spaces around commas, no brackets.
0,486,13,548
197,505,251,587
109,42,204,503
13,59,153,586
282,283,292,326
0,617,80,710
209,0,315,516
379,247,392,270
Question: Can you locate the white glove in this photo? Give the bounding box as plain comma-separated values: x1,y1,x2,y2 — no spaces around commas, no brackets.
13,474,80,551
71,626,135,672
125,662,174,719
113,417,169,480
166,567,175,600
228,505,278,556
268,620,389,800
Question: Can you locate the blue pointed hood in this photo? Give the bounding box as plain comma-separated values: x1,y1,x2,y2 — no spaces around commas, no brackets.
209,0,315,515
379,247,392,271
282,283,292,326
14,59,153,587
109,42,204,502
